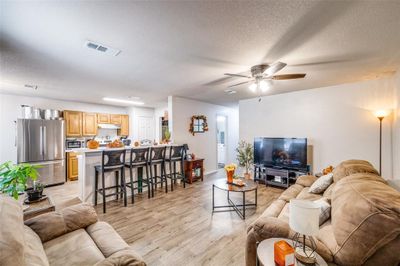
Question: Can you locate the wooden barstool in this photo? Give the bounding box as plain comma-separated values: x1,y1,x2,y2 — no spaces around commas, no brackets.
166,145,186,191
124,147,151,203
148,146,167,196
94,149,127,213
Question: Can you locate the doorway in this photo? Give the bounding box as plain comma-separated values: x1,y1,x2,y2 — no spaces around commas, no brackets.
216,115,227,169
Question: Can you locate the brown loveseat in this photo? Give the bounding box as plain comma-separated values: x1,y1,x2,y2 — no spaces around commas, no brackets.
0,197,146,266
246,160,400,266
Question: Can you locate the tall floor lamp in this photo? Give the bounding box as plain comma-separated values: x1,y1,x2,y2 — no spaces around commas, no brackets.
373,110,391,175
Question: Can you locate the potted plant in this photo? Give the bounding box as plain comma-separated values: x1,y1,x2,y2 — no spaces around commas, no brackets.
164,129,171,143
236,141,254,179
0,161,41,200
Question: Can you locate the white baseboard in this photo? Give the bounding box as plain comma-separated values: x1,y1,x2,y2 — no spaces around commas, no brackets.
205,170,218,175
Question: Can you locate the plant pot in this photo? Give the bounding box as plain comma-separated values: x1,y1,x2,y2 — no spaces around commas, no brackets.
26,188,43,201
226,170,234,183
244,172,251,180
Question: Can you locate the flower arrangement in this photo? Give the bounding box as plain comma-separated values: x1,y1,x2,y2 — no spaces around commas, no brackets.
224,163,237,183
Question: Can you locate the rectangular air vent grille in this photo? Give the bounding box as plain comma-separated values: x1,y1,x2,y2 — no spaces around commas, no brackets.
85,40,120,56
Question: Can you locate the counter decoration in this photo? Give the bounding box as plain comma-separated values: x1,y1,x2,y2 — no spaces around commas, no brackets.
87,139,100,149
107,139,124,148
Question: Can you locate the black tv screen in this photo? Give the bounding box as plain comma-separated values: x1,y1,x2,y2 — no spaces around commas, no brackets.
254,138,307,170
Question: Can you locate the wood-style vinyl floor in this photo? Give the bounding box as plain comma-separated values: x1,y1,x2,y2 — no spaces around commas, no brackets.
47,170,282,266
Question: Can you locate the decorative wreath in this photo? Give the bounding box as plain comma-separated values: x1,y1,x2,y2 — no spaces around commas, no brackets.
189,115,208,135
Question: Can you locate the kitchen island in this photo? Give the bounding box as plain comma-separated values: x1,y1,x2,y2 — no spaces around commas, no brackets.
67,145,175,204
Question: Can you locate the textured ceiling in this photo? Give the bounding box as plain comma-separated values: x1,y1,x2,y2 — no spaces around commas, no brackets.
1,0,400,107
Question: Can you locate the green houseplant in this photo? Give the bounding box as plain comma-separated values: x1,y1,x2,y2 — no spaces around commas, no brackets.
0,161,41,200
236,141,254,179
164,129,171,143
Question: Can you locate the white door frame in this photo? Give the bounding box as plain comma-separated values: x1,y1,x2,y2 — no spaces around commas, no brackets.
216,114,228,169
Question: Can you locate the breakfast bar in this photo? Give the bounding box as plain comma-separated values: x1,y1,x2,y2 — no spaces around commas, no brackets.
67,145,174,204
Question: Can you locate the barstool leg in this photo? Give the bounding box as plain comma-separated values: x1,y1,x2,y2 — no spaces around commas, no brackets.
170,161,174,191
145,165,151,198
173,161,177,184
154,165,158,189
102,172,106,213
181,159,186,188
163,162,168,193
149,163,154,197
94,170,98,206
115,171,119,200
130,166,134,204
121,169,127,207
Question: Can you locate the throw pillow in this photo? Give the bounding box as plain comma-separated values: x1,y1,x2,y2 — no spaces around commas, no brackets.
308,172,333,194
313,198,331,225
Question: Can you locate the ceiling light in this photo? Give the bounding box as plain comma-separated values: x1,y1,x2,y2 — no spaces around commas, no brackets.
249,83,257,92
103,97,144,105
259,80,269,92
224,89,237,95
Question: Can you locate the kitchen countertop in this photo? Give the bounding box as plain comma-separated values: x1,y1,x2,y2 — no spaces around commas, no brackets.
65,144,175,153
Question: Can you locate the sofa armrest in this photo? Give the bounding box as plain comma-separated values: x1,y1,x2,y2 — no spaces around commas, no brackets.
296,175,318,187
253,216,291,240
25,203,98,242
94,247,146,266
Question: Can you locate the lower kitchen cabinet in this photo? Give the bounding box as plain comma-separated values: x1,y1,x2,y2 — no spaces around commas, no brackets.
67,152,78,181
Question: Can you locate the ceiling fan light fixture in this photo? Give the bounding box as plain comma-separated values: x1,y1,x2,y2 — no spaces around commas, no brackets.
259,80,269,92
249,83,257,92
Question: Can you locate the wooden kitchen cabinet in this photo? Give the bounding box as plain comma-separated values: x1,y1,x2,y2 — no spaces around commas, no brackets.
64,111,82,137
67,152,78,181
110,114,122,125
118,115,129,136
82,112,98,136
97,113,110,124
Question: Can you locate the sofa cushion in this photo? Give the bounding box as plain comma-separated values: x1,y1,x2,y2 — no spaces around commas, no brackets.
332,159,378,183
0,195,25,266
313,198,331,225
295,175,317,187
278,184,304,202
94,247,146,266
25,203,98,242
331,173,400,265
86,221,129,257
24,225,49,266
322,183,335,201
43,228,105,266
309,173,333,194
295,187,322,201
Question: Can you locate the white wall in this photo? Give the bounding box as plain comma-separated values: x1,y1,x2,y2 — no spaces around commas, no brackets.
170,96,239,174
239,78,396,178
393,71,400,179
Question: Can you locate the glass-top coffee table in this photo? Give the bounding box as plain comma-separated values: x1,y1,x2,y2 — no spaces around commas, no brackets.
212,178,258,219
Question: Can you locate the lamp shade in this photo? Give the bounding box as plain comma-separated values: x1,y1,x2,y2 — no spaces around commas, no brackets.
289,199,320,236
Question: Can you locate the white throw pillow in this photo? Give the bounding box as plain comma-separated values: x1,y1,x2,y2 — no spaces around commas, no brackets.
313,198,331,225
308,173,333,194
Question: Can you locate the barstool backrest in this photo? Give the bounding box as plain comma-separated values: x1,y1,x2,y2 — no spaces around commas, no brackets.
129,147,149,166
102,149,126,170
169,145,184,160
149,146,166,164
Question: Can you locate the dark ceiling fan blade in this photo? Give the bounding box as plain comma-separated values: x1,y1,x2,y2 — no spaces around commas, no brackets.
228,80,251,88
271,73,306,80
263,62,287,76
224,73,251,78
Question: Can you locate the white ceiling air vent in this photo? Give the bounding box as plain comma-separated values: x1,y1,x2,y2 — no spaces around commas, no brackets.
85,40,121,56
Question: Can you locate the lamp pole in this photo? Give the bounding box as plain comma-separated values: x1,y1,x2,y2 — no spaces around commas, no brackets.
378,116,384,175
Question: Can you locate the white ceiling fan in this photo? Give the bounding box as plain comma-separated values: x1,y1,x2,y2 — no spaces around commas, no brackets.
224,62,306,93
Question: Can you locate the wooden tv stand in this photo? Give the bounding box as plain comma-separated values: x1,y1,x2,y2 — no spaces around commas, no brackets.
254,165,308,188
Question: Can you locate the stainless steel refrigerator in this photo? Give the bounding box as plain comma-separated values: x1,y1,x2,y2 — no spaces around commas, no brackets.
17,119,65,186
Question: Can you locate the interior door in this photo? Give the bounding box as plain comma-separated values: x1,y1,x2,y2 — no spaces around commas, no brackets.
138,116,154,141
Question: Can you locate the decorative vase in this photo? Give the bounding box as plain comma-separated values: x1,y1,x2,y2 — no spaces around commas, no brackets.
226,170,234,183
244,172,251,180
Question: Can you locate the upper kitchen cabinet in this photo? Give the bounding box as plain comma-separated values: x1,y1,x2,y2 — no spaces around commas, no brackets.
64,111,82,137
110,114,122,125
97,113,110,124
82,112,98,136
118,115,129,136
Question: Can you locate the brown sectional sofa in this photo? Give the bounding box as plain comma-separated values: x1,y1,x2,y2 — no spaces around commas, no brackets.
0,197,146,266
246,160,400,266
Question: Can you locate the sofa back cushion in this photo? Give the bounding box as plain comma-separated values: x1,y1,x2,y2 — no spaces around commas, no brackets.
331,173,400,265
0,195,25,265
332,159,378,183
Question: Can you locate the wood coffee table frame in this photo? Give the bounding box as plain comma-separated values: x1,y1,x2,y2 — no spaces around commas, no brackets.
212,178,258,219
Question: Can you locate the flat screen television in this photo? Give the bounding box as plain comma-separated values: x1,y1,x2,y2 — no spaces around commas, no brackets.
254,137,307,170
